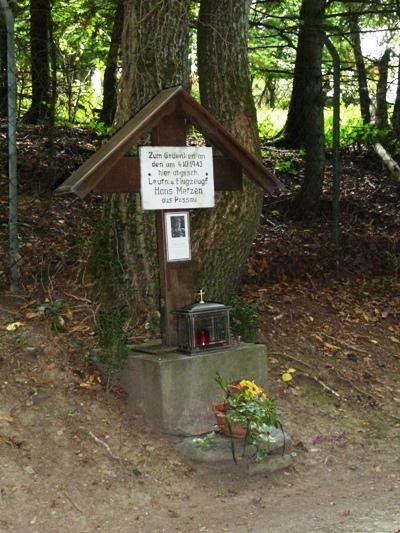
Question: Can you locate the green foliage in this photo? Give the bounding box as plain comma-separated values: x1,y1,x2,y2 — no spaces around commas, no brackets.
14,0,116,123
258,107,287,139
215,374,283,462
274,159,297,175
95,307,128,387
229,297,258,342
325,108,390,148
36,300,67,333
88,219,127,289
192,432,216,450
87,120,112,136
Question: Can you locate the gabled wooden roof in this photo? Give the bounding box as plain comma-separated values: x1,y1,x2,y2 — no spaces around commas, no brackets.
56,86,282,198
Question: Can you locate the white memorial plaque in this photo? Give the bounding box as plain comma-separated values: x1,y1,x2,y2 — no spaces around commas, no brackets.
164,211,191,262
140,146,214,210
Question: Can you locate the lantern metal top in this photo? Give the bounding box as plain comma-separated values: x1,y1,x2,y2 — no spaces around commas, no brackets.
175,301,231,315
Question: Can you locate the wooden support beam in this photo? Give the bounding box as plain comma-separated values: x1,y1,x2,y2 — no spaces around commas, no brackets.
95,156,243,193
152,114,193,347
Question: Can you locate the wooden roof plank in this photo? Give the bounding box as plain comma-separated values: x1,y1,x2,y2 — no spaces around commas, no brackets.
56,86,282,198
56,87,181,198
178,92,281,194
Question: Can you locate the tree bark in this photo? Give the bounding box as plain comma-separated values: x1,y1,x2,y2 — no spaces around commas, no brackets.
373,142,400,183
0,16,7,118
24,0,51,124
349,14,371,124
195,0,263,301
391,58,400,138
283,0,326,148
287,0,326,218
375,48,391,130
99,0,124,127
94,0,190,321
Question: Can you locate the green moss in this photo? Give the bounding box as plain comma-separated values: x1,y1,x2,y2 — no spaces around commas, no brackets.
94,307,129,390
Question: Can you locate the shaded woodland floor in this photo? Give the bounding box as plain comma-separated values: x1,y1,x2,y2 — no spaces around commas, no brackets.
0,127,399,532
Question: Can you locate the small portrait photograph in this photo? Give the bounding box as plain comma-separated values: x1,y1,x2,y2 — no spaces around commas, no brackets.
170,215,186,238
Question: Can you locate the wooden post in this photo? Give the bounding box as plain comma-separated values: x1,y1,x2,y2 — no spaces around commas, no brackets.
152,113,194,346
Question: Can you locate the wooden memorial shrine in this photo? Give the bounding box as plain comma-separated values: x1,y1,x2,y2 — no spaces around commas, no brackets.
56,86,282,349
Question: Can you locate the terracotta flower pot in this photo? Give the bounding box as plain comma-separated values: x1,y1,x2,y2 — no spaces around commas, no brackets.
227,384,242,395
212,402,247,439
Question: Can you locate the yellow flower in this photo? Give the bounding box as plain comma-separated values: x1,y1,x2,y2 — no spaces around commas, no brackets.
239,379,266,398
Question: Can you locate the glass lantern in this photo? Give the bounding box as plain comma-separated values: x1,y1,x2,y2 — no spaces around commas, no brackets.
175,301,232,354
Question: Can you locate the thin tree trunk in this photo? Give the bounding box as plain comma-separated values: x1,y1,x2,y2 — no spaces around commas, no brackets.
99,0,124,126
24,0,51,124
288,0,326,218
373,142,400,183
375,48,391,130
93,0,190,321
283,0,326,148
0,16,7,118
349,14,371,124
391,58,400,138
194,0,263,301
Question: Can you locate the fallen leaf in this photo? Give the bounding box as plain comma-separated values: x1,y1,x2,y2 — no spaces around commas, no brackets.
312,334,324,343
288,463,299,474
369,339,378,345
282,372,293,382
5,322,23,331
79,374,98,389
389,336,400,344
25,312,41,320
324,343,340,351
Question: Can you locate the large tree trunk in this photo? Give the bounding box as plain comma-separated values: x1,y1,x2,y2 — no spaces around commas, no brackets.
99,0,124,127
24,0,51,124
283,0,326,148
375,48,391,130
350,14,371,124
92,0,190,322
194,0,263,301
287,0,326,218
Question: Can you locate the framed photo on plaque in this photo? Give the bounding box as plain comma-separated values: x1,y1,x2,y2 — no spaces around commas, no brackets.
164,211,191,262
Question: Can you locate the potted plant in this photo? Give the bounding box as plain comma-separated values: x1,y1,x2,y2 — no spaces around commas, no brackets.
213,373,284,462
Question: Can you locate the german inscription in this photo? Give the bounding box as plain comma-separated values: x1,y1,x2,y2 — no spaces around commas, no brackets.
140,146,214,210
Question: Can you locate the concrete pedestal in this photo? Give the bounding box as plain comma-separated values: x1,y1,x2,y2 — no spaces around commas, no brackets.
120,343,268,435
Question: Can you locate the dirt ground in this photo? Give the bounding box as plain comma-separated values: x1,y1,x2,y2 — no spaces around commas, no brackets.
1,133,399,531
1,279,399,533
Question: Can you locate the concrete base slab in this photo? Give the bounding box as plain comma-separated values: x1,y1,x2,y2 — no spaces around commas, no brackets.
176,431,294,475
120,343,268,435
177,426,289,462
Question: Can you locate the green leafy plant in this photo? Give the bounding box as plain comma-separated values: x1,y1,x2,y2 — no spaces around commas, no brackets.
192,432,216,450
274,159,297,175
36,300,68,333
214,373,284,462
94,307,128,390
230,297,258,342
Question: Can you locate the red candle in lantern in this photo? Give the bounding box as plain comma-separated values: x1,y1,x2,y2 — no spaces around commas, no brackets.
196,328,210,346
